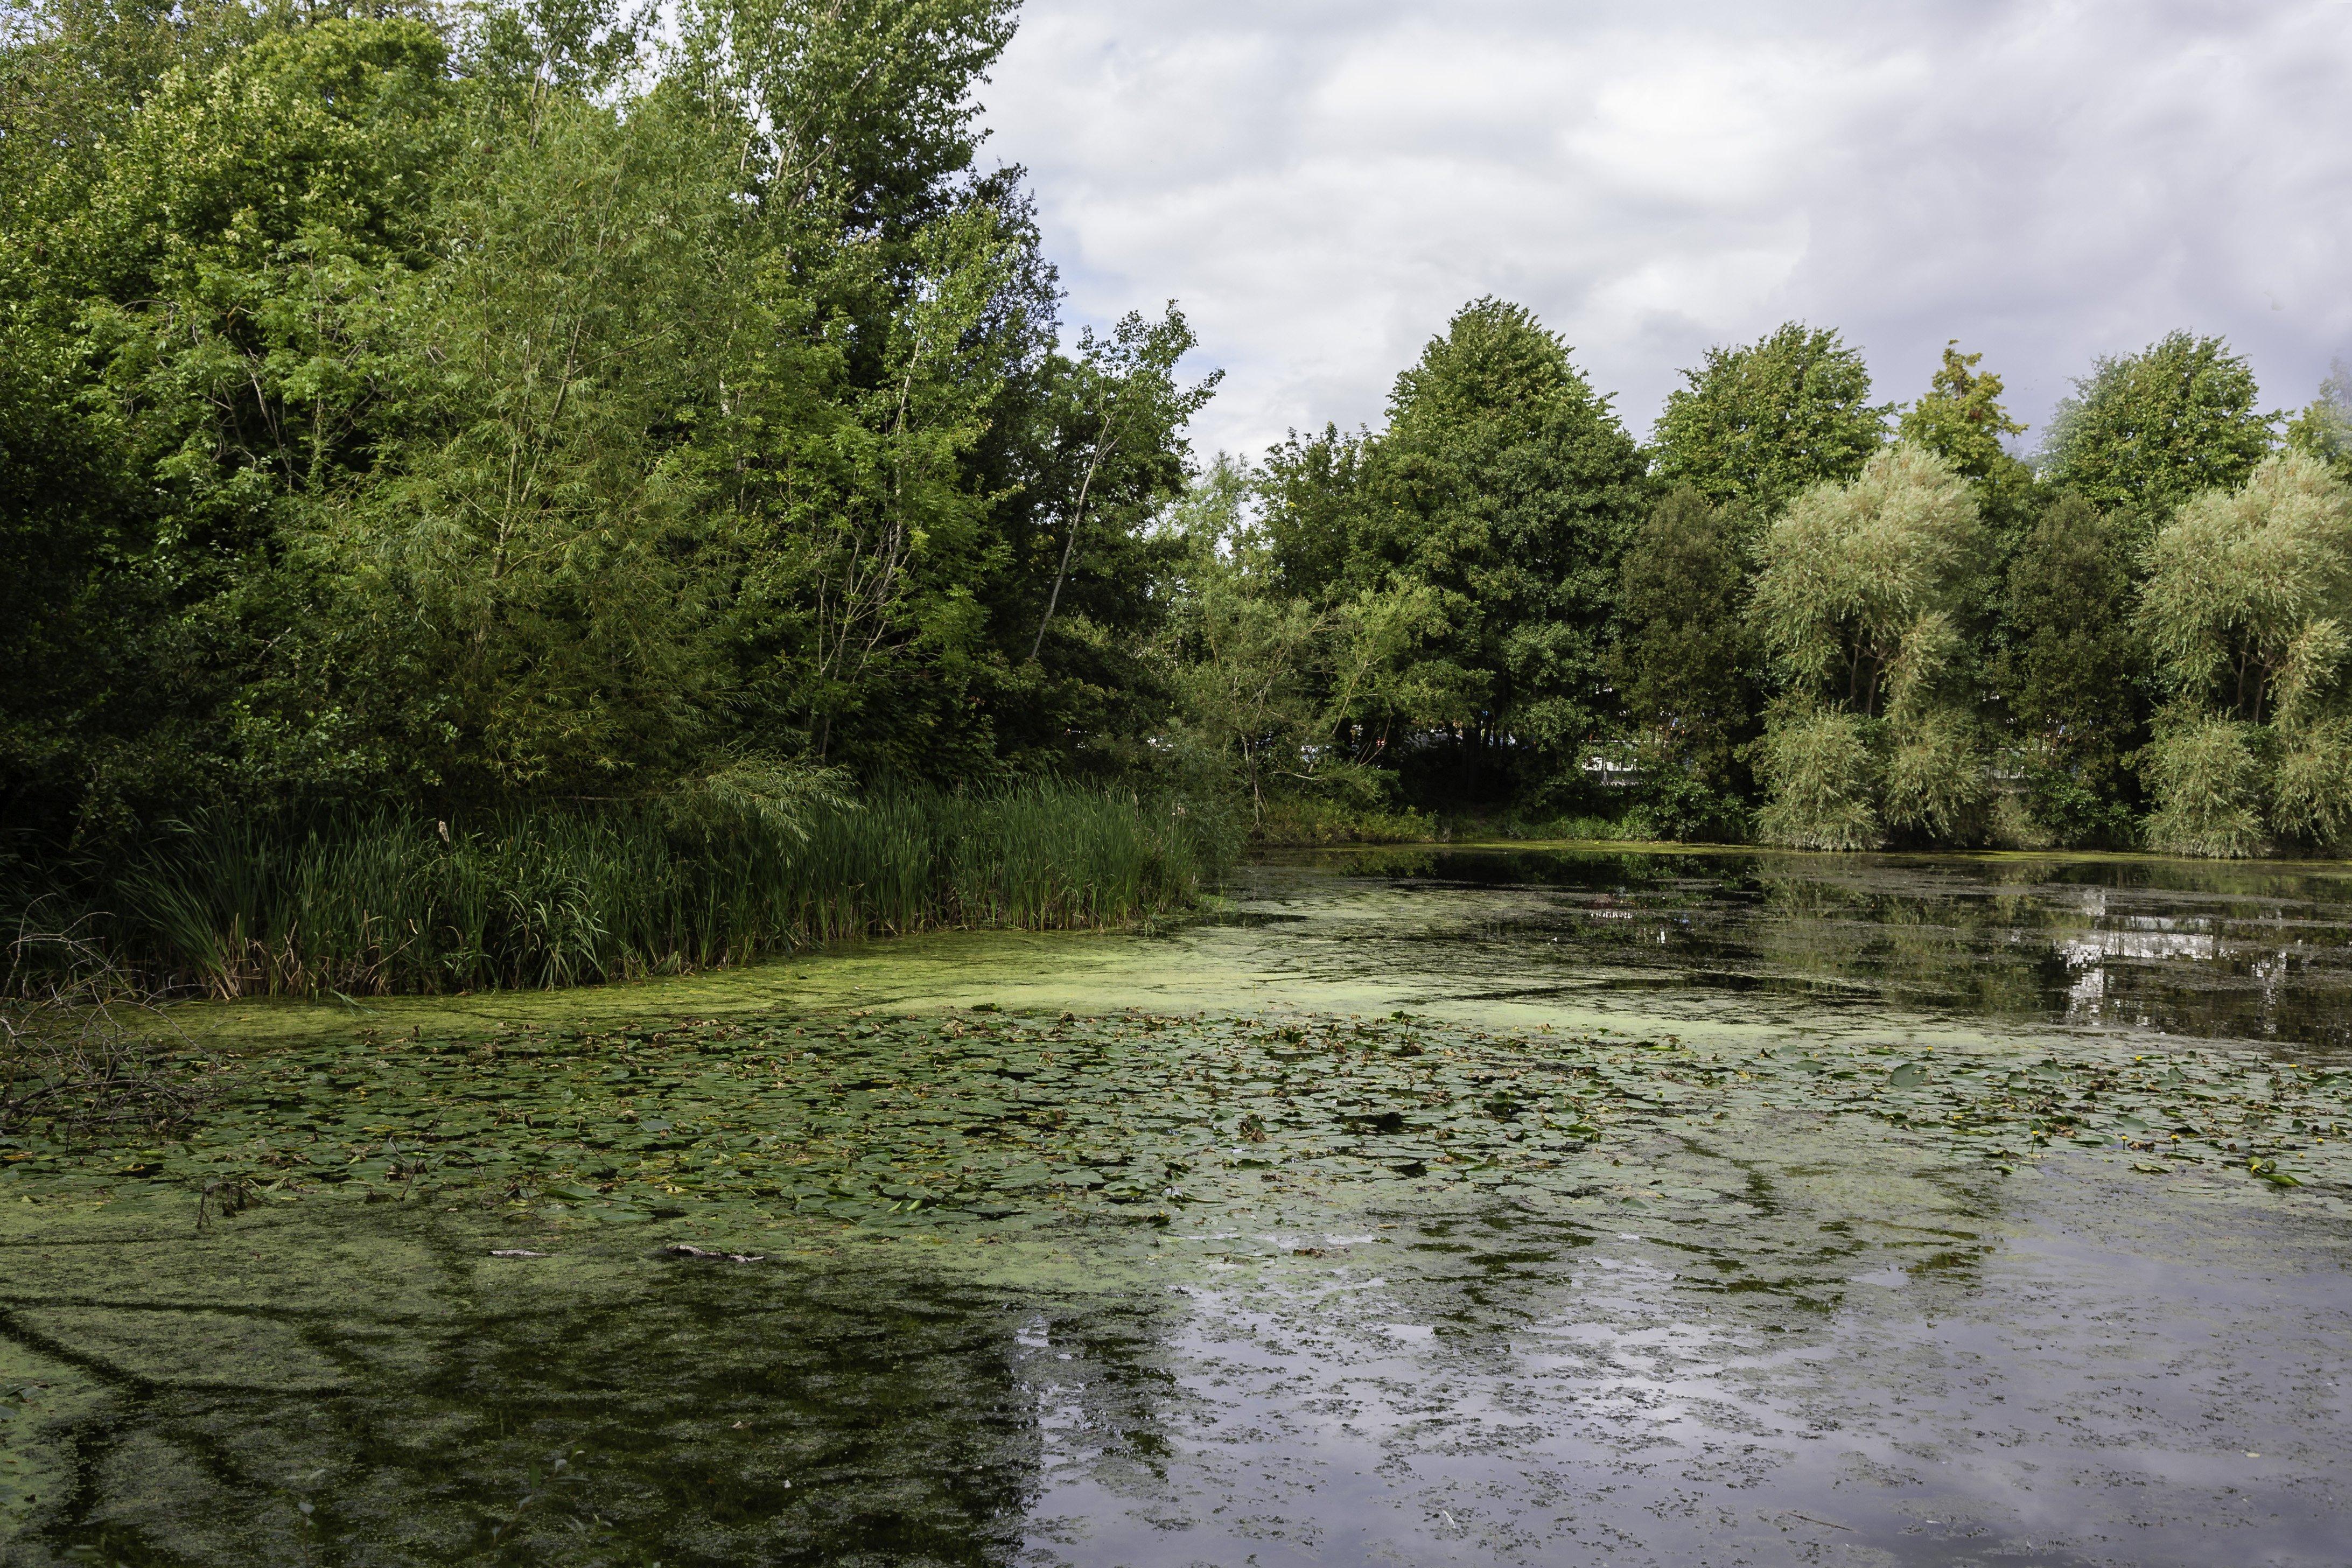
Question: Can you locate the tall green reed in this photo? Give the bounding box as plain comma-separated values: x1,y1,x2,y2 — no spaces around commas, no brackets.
95,783,1230,997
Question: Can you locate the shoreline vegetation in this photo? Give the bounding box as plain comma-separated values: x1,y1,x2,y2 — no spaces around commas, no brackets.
18,786,1235,999
5,0,2352,1009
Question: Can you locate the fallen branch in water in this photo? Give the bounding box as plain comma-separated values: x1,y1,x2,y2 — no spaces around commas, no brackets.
2,926,197,1137
1780,1511,1852,1531
660,1244,764,1264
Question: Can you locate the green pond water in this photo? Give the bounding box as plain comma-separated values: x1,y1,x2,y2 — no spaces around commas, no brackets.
3,846,2350,1566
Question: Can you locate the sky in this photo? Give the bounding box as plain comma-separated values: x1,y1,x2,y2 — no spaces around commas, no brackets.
977,0,2352,465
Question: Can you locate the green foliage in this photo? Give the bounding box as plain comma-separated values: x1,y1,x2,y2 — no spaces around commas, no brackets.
1754,705,1881,850
107,786,1230,996
2139,452,2352,724
1753,443,1987,718
3,2,2337,877
1160,459,1441,828
2141,713,2269,858
1881,706,1991,843
2272,716,2352,850
1752,445,1992,846
1612,487,1756,828
0,0,1207,854
2136,452,2352,853
1899,340,2026,481
1255,423,1369,601
2284,360,2352,480
1650,321,1891,514
2038,331,2275,531
1353,297,1648,792
1994,494,2147,844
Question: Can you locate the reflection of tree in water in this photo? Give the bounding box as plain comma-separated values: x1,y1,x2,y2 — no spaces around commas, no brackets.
10,1226,1181,1567
1304,846,2352,1046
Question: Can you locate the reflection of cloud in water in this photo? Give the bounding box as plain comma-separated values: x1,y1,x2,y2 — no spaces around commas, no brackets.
1016,1154,2350,1568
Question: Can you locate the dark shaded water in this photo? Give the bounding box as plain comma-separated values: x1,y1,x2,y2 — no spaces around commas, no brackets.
3,846,2349,1566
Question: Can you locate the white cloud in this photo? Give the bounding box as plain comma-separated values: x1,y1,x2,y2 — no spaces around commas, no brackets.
978,0,2352,461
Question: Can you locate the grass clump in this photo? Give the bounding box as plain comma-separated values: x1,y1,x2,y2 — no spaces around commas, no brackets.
79,784,1231,998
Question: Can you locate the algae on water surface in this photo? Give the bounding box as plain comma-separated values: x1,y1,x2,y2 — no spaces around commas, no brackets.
6,845,2352,1565
3,998,2350,1564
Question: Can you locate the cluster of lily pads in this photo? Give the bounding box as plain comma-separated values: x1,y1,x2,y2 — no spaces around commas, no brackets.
2,1009,2343,1227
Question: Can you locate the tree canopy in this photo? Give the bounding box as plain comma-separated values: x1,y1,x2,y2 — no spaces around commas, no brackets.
1650,321,1890,514
2038,331,2275,529
2,3,2338,870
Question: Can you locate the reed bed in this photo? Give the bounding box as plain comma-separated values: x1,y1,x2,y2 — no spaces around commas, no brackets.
59,785,1230,998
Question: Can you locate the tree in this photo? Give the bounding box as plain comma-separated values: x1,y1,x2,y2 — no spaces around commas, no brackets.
1354,297,1648,800
1028,306,1219,662
1899,341,2026,482
1254,423,1368,604
1650,321,1890,514
2285,360,2352,481
1611,488,1757,835
2038,331,2276,534
1160,459,1440,827
1993,494,2146,845
0,0,1218,848
2141,452,2352,725
2139,451,2352,853
1751,444,1990,847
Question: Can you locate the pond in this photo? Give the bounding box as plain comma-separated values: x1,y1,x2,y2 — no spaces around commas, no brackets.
2,846,2348,1566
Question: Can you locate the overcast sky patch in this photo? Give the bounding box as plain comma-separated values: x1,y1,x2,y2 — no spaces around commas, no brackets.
980,0,2352,463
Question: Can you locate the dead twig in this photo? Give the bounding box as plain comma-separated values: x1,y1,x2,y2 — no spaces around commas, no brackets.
2,926,198,1137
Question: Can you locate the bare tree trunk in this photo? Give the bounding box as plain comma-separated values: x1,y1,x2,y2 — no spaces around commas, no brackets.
1031,438,1111,662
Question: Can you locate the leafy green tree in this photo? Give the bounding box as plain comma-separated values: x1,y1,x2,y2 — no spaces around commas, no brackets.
2141,452,2352,724
1254,423,1369,603
1751,444,1991,846
1161,460,1445,826
1610,488,1757,835
1651,321,1890,514
2038,331,2276,534
2139,451,2352,853
1354,297,1648,799
2285,360,2352,480
1993,494,2146,845
0,0,1217,848
1899,341,2026,481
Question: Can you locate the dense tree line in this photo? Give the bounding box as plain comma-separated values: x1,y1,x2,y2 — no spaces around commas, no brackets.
1176,311,2352,857
4,1,2350,877
1,0,1213,870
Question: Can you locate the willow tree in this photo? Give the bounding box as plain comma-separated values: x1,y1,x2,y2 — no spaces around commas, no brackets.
2139,451,2352,855
1750,443,1990,848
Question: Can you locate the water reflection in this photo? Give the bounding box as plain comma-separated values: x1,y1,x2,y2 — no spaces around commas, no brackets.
1017,1156,2350,1568
1254,848,2352,1053
5,1213,1070,1566
12,847,2352,1566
